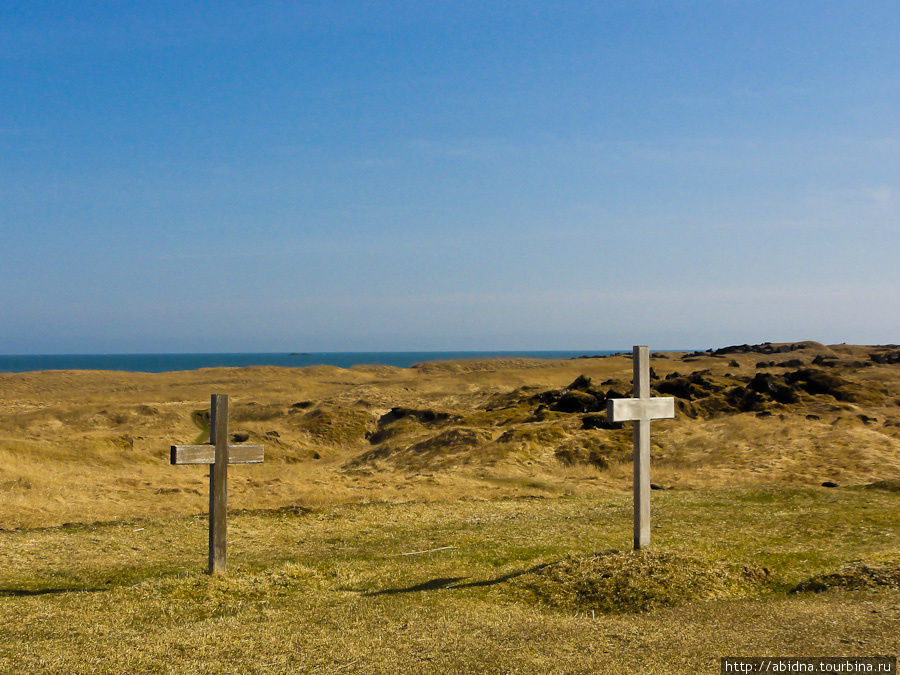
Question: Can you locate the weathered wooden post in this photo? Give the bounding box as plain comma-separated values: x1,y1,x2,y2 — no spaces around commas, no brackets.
169,394,264,574
607,346,675,549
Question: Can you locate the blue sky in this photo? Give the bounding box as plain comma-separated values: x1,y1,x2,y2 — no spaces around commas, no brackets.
1,1,897,353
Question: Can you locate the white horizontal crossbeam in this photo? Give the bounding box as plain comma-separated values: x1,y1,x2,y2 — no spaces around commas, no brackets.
170,444,265,465
607,397,675,423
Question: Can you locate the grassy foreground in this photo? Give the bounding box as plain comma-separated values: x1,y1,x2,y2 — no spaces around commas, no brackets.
2,343,899,671
2,486,898,673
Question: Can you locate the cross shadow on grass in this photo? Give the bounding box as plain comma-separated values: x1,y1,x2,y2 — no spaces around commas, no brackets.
359,562,553,596
0,586,107,597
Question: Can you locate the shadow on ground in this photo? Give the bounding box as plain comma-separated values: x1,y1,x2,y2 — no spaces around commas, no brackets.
0,587,107,597
354,562,553,596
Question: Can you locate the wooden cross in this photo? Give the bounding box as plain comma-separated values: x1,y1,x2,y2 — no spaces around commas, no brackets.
607,346,675,549
169,394,264,574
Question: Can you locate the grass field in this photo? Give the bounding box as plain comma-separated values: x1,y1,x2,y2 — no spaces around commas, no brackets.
1,343,899,672
1,486,898,672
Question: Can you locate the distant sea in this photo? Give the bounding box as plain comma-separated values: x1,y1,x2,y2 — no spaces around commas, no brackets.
0,351,621,374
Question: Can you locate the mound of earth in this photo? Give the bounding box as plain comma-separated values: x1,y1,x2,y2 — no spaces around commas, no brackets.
791,559,900,593
860,479,900,492
350,426,494,470
518,551,773,613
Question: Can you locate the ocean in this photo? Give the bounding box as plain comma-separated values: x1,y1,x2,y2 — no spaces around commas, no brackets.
0,351,620,374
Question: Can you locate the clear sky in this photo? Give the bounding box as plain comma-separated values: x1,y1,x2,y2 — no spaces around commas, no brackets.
1,1,897,353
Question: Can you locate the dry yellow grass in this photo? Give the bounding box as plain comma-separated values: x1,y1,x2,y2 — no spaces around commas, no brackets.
1,342,898,529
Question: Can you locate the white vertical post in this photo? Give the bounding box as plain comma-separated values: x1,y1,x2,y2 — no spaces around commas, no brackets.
633,346,651,549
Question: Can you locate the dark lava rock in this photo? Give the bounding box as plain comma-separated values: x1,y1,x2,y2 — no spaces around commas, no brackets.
725,387,765,412
554,390,601,413
812,355,839,367
857,414,876,424
379,407,454,425
534,375,613,414
530,404,549,422
265,430,280,438
756,410,772,418
806,414,820,420
869,350,900,364
715,342,808,356
530,390,559,405
654,371,735,414
231,432,250,443
675,399,698,418
291,401,313,409
656,377,696,399
582,414,622,430
821,481,839,488
567,375,594,391
777,359,804,368
729,360,740,368
650,483,665,490
655,372,719,400
784,369,853,400
748,373,798,404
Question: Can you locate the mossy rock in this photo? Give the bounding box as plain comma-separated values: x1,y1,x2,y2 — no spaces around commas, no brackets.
519,551,773,613
352,427,493,469
747,373,798,404
552,390,602,413
693,394,739,416
407,427,489,455
553,440,611,468
784,368,881,404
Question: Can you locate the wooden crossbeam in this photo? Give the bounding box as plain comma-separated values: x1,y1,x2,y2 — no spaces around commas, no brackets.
170,444,264,465
607,397,675,422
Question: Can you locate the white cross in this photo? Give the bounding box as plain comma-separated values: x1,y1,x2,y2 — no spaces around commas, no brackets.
607,346,675,549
